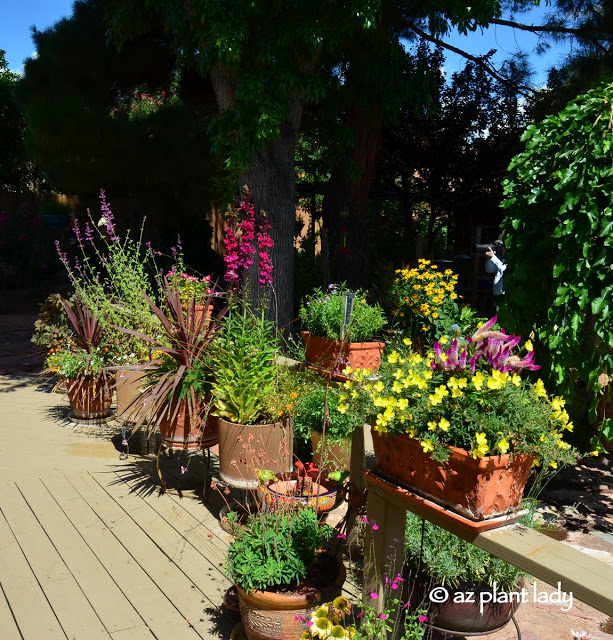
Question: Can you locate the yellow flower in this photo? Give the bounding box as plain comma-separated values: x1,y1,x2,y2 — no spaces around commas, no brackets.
524,339,533,352
439,336,449,345
590,450,600,456
471,432,489,459
374,381,384,393
472,371,485,390
511,374,521,387
337,404,348,414
534,378,547,397
487,370,508,390
421,439,434,453
427,421,437,431
387,351,400,364
549,461,558,469
403,337,412,346
342,365,354,376
497,437,510,455
438,417,450,432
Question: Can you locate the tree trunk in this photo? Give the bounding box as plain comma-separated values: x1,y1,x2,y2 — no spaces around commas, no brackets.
210,64,302,330
322,103,382,288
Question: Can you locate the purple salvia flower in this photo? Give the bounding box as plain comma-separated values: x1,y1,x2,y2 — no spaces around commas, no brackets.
85,219,95,245
72,219,84,248
99,189,118,241
74,256,84,278
176,234,182,252
54,240,69,268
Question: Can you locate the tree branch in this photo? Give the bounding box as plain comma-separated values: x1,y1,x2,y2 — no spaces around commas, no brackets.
403,22,535,97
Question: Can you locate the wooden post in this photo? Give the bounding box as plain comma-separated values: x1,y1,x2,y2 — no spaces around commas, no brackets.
321,228,330,289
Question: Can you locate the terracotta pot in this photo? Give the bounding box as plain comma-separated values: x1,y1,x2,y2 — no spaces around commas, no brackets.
237,556,346,640
257,471,339,514
181,303,214,326
157,398,218,449
301,331,385,372
310,431,351,472
67,377,113,419
416,577,523,634
372,430,533,521
218,418,293,489
115,369,147,421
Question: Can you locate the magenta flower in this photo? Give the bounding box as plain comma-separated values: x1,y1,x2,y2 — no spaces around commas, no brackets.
379,613,388,620
370,592,378,600
418,614,428,623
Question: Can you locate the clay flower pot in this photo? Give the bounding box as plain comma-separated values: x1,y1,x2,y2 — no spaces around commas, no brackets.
67,376,113,419
257,471,339,515
372,430,534,521
218,418,293,489
301,331,385,372
157,398,218,448
237,555,346,640
115,369,148,421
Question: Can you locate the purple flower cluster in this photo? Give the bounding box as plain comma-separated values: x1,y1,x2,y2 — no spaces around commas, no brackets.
431,316,540,374
98,190,118,242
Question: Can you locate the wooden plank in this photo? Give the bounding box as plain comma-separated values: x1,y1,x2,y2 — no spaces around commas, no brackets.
43,474,203,640
68,472,235,638
478,524,613,617
0,499,66,639
17,476,149,638
0,482,111,640
0,583,22,640
105,467,232,559
92,470,232,601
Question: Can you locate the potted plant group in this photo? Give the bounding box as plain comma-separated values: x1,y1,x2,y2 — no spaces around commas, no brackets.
293,377,373,472
405,511,526,634
211,308,296,488
299,284,387,373
117,277,225,449
366,317,578,520
225,506,345,640
44,299,115,420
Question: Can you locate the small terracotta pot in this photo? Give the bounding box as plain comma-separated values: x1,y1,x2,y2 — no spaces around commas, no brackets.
181,303,214,327
301,331,385,372
67,377,113,419
257,471,339,514
310,431,351,472
218,418,293,489
372,430,534,521
157,398,218,448
237,556,346,640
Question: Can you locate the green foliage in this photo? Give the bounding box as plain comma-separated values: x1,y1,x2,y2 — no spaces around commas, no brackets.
293,382,373,445
211,309,279,424
32,293,73,350
500,78,613,448
299,284,386,342
405,511,525,591
45,342,117,379
225,507,333,593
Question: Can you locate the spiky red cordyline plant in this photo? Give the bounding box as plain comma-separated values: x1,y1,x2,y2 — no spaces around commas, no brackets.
117,277,227,432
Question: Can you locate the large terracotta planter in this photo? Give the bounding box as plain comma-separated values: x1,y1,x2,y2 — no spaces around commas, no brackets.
115,369,147,421
310,431,351,472
218,418,293,489
301,331,385,372
67,376,113,419
257,470,339,515
372,430,533,521
237,556,346,640
157,398,218,449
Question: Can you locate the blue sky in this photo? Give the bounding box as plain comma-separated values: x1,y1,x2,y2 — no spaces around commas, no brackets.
1,1,570,85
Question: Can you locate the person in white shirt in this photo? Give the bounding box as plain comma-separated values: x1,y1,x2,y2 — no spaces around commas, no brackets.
485,240,506,311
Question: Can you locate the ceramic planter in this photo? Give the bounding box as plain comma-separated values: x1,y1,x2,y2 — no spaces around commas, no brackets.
301,331,385,372
310,431,351,472
414,576,523,634
181,304,214,327
218,418,293,489
67,376,113,419
372,431,533,521
237,556,346,640
257,471,338,515
115,369,147,421
157,398,218,448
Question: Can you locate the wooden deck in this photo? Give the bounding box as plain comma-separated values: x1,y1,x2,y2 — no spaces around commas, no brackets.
0,467,238,639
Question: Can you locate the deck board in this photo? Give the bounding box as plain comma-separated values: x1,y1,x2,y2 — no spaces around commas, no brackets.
16,476,149,637
0,494,67,639
43,473,206,640
0,581,25,640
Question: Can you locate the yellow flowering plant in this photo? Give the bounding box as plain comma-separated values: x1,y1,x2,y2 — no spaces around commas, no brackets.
389,259,462,344
367,317,578,468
